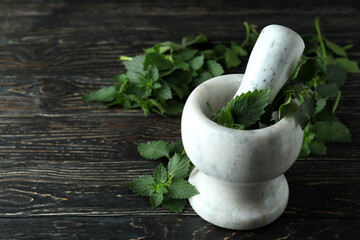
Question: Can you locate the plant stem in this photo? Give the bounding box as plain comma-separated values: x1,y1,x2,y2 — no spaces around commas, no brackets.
120,56,133,61
332,90,341,114
315,17,327,59
240,22,251,48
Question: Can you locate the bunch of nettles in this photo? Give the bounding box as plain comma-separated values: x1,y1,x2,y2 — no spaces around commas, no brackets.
127,141,197,212
83,22,258,115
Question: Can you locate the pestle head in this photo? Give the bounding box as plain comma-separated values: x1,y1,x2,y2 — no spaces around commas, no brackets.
234,25,305,103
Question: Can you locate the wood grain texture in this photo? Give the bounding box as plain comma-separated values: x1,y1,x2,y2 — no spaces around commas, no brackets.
0,0,359,239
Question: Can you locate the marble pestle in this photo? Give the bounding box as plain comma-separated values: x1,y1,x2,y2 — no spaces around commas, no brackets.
181,24,305,230
234,25,304,103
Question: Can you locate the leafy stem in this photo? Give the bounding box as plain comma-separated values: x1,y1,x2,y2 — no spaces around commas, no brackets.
315,17,327,59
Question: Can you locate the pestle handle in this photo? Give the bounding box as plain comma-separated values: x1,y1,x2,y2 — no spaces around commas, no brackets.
234,25,305,103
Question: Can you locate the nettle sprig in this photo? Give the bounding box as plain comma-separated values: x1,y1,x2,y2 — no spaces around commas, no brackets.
83,22,258,115
127,141,198,212
211,18,357,157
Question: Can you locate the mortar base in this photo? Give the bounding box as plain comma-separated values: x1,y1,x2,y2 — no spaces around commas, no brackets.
188,168,289,230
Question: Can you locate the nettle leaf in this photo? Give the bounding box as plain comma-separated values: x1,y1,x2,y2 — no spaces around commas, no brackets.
315,98,327,114
124,55,147,84
309,138,327,155
156,82,172,100
225,48,241,68
137,141,170,160
299,142,310,158
214,89,270,128
334,58,360,73
181,34,207,47
83,86,116,102
168,154,190,178
154,164,167,183
150,65,159,81
114,74,128,83
145,52,172,71
173,49,198,62
231,42,248,56
163,101,184,115
324,39,347,57
206,60,224,77
317,83,338,98
216,107,234,126
126,175,156,197
314,108,339,122
192,70,213,87
168,178,199,199
189,55,204,71
313,120,351,142
150,192,164,209
326,64,347,87
167,141,184,156
294,58,318,83
297,93,316,129
162,197,186,213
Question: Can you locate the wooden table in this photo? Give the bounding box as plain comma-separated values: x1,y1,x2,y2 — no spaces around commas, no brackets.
1,1,359,239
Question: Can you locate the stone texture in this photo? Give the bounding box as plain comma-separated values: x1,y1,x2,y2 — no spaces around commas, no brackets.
234,25,304,103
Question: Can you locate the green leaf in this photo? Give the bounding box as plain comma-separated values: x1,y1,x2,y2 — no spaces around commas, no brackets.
231,42,248,56
126,175,156,197
214,89,270,128
173,49,198,62
145,52,172,71
309,139,327,155
313,120,351,142
123,55,147,84
206,60,224,77
114,74,128,83
324,39,347,57
154,163,167,183
334,58,360,73
215,107,234,126
152,41,183,53
150,65,159,81
162,198,186,213
299,142,310,158
168,178,199,199
156,82,172,100
189,55,204,71
293,58,318,83
315,98,327,114
297,93,316,129
137,141,170,160
225,48,241,68
192,70,213,87
279,94,292,119
317,83,338,98
168,153,190,178
167,141,184,156
163,101,184,115
82,86,116,103
181,34,207,47
325,64,347,87
314,108,339,122
150,99,166,114
150,192,163,209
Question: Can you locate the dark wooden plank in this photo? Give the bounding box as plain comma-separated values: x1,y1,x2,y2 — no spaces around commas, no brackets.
0,115,358,218
0,0,359,238
0,216,359,239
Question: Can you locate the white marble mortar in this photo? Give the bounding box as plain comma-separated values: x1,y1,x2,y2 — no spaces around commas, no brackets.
181,74,304,230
